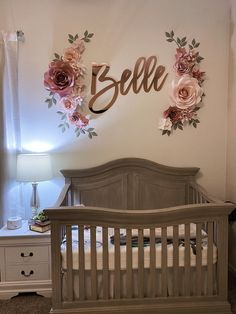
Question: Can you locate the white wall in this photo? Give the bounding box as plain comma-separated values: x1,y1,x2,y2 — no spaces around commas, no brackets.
0,0,230,217
227,0,236,272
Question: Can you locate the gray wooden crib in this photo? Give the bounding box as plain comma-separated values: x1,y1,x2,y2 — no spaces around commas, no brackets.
45,158,234,314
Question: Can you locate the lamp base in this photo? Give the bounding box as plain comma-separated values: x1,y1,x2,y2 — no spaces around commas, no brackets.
30,183,40,219
31,206,38,219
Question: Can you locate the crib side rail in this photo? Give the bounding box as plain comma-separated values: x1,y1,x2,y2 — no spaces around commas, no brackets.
186,182,223,204
45,203,234,311
46,203,233,226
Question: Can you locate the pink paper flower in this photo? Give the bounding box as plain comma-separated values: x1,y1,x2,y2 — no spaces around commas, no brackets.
44,60,76,97
63,47,81,63
68,111,89,128
59,97,77,113
72,39,85,54
163,106,183,124
171,75,203,109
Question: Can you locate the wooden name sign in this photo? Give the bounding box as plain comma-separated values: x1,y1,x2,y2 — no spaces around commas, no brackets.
89,56,168,114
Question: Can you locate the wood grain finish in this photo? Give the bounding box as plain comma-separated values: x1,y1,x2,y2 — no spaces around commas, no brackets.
45,158,235,314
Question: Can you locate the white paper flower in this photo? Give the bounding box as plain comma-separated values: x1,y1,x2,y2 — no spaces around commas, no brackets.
159,117,172,131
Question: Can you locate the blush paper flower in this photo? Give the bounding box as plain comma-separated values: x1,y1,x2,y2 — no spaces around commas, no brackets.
171,75,203,109
160,31,205,136
44,31,97,139
44,60,76,97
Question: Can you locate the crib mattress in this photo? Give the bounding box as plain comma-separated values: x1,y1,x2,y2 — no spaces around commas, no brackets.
61,224,217,270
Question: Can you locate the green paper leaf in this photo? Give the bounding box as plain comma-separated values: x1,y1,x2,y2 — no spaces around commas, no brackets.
68,39,73,44
165,32,171,38
68,34,74,40
170,30,174,37
196,56,204,63
91,132,97,136
192,38,196,46
88,33,94,38
57,111,64,115
189,44,193,50
84,30,89,37
84,38,90,43
88,133,92,139
167,38,174,42
52,97,57,104
74,34,79,40
54,53,60,59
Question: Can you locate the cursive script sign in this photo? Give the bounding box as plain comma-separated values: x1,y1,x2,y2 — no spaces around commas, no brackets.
89,56,168,114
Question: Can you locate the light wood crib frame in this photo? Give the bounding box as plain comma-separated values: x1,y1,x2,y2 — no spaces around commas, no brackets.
45,158,234,314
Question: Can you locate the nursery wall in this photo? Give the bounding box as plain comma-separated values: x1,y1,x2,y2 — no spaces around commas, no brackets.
0,0,230,217
227,0,236,273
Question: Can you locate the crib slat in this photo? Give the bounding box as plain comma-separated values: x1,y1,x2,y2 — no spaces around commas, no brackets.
161,226,167,297
78,225,85,300
173,225,179,297
66,225,73,301
102,227,109,300
126,228,132,298
138,229,144,298
149,228,156,298
90,226,97,300
207,221,213,296
196,223,202,296
51,222,62,306
114,228,121,299
217,217,228,299
184,223,191,296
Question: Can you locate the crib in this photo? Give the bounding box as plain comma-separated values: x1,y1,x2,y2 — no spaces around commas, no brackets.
45,158,234,314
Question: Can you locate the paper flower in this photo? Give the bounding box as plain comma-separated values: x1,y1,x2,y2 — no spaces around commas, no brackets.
44,31,97,139
160,31,205,136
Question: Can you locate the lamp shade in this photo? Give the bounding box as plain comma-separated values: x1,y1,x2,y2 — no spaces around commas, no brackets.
16,154,52,182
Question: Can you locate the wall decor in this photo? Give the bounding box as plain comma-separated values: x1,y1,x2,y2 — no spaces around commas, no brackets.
44,32,168,138
159,31,205,136
89,56,168,114
44,31,97,139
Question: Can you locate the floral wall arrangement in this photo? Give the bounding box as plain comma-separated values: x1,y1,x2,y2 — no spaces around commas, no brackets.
44,31,97,139
159,31,205,136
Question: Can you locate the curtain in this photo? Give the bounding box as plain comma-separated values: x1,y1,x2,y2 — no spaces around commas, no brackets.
0,31,22,227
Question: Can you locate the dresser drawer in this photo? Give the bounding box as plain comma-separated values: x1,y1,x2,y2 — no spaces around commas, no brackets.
5,263,50,281
5,246,49,264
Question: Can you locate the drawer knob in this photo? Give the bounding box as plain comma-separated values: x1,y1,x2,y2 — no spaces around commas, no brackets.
20,252,33,257
21,270,34,277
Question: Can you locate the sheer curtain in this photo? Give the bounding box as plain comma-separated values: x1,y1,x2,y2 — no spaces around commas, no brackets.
0,31,22,227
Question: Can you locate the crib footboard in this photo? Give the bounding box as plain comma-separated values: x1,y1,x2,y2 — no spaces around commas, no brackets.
45,203,234,314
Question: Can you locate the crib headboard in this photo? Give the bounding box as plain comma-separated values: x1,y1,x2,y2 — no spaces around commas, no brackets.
59,158,200,210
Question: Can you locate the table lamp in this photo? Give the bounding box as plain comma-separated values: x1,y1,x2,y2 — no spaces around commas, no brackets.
16,153,52,218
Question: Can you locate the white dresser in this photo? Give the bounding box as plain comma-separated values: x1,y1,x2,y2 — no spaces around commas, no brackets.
0,220,51,299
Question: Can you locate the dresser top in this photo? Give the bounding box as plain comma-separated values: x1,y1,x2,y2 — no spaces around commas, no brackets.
0,220,50,239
